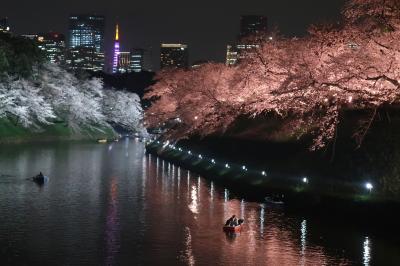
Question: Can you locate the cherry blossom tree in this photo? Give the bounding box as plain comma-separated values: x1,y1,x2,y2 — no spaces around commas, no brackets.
145,0,400,149
0,75,55,128
103,89,144,132
1,63,145,134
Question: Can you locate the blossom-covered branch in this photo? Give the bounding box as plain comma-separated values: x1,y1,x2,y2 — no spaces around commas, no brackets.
145,0,400,149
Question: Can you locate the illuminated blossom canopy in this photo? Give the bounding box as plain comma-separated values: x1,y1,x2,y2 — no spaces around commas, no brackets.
145,0,400,149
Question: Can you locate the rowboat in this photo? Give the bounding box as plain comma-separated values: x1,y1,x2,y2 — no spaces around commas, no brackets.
31,174,49,185
223,225,242,233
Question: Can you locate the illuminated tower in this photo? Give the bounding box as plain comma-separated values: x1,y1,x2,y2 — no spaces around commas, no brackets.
112,24,120,73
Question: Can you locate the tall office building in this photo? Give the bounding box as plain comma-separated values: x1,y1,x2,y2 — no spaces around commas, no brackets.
117,51,131,73
240,15,268,39
226,45,238,66
142,48,153,72
160,44,188,69
67,15,105,71
36,32,66,64
130,49,144,72
0,17,10,33
66,46,105,72
226,15,268,66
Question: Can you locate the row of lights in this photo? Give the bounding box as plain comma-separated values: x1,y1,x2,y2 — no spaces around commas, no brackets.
148,140,374,193
150,140,268,177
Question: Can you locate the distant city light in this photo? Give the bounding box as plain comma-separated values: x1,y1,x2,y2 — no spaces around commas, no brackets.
365,182,373,192
302,177,309,184
211,159,216,164
261,171,267,176
225,164,230,168
198,154,202,159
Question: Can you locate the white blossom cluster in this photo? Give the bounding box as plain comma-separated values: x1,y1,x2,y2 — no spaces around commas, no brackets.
0,64,144,133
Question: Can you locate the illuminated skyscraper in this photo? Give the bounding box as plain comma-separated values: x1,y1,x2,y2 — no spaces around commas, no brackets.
130,49,144,72
67,15,105,71
226,15,268,66
160,44,188,69
36,32,66,64
117,51,131,73
112,24,120,73
240,15,268,39
226,45,238,66
68,15,105,52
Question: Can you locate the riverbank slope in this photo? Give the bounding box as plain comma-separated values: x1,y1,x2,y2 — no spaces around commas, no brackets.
0,119,116,144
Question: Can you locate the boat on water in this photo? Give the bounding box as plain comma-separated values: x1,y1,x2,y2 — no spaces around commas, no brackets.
31,173,49,185
97,139,107,143
223,225,242,233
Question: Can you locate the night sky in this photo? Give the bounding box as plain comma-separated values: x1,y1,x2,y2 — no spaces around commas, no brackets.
2,0,346,70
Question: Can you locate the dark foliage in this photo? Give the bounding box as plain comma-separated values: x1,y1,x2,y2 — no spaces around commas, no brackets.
0,32,45,77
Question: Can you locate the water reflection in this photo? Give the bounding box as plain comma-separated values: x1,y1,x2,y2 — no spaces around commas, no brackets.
0,141,394,265
300,219,307,265
105,177,120,266
363,236,371,266
181,227,195,266
260,204,265,235
188,185,199,217
224,188,229,202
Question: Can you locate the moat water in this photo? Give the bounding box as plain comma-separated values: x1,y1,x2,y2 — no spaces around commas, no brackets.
0,139,398,265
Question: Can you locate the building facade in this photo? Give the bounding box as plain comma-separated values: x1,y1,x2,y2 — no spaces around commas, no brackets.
65,46,105,72
130,49,144,72
117,51,131,73
67,15,105,71
240,15,268,39
225,45,238,66
160,44,188,69
36,32,66,64
226,15,268,66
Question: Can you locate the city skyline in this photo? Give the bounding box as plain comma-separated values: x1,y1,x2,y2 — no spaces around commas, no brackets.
1,0,345,70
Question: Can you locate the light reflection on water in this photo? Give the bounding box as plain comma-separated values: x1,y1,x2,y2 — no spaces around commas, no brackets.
363,237,371,266
0,140,398,265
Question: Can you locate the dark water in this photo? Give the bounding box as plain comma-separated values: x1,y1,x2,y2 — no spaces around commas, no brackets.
0,139,399,266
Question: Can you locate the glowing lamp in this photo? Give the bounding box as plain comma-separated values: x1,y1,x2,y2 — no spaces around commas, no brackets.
261,171,267,176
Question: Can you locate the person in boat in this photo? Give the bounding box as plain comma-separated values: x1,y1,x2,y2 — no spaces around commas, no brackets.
225,215,236,226
38,172,44,178
238,219,244,226
230,217,239,227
